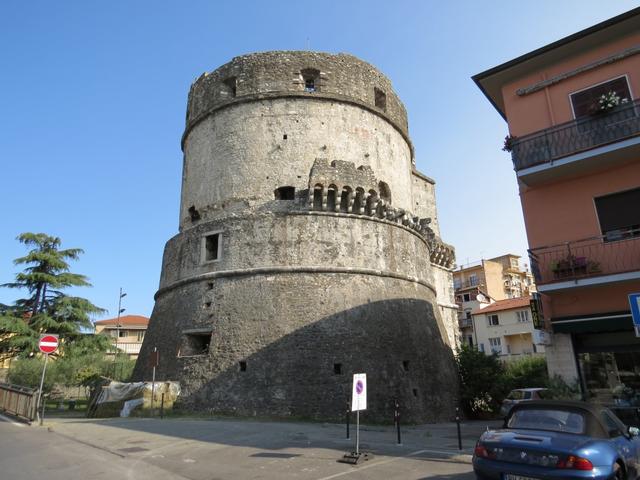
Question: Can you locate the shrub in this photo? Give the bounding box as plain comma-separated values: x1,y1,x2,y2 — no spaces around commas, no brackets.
504,356,549,390
8,353,136,393
544,375,581,400
7,357,55,391
456,345,509,416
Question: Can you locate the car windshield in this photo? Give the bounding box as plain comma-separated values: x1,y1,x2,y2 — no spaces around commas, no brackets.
506,390,525,400
507,408,586,434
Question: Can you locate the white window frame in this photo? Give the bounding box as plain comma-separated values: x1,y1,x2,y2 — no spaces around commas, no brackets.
487,314,499,326
517,310,530,323
201,230,223,264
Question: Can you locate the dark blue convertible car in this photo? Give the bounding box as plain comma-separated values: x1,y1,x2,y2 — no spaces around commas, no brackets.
473,400,640,479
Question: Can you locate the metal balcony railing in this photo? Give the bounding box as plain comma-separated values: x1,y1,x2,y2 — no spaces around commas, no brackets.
529,228,640,285
459,318,473,329
510,98,640,171
111,342,142,354
454,279,482,290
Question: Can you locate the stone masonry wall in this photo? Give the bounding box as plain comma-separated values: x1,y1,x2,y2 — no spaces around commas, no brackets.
134,51,459,423
137,273,458,423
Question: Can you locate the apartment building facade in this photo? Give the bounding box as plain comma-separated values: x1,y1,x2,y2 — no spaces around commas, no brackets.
472,297,546,361
94,315,149,359
474,8,640,404
454,254,536,347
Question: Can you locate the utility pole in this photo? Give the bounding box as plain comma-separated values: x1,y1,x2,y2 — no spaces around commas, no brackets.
114,288,127,378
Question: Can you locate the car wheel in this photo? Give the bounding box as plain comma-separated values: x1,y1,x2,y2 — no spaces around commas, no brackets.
612,462,626,480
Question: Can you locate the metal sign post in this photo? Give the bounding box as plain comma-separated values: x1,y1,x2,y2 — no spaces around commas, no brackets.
339,373,372,464
629,294,640,337
36,334,59,426
150,347,159,416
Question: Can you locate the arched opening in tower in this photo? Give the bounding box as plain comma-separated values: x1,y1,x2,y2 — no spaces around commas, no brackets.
312,184,323,210
340,186,352,213
353,188,365,214
365,190,378,216
326,185,338,211
379,181,392,204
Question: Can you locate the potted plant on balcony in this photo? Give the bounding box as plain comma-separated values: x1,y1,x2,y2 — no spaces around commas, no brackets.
550,255,588,279
502,134,518,152
589,91,630,116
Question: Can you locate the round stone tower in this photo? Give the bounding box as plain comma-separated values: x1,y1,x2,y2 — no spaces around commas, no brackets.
133,51,458,423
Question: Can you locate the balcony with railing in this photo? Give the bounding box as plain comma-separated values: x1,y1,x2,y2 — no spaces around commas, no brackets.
110,342,142,355
509,98,640,172
459,318,473,329
529,228,640,287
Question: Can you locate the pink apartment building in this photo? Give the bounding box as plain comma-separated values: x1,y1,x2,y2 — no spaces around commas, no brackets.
474,8,640,404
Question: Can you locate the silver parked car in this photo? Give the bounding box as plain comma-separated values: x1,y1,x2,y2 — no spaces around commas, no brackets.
500,388,548,417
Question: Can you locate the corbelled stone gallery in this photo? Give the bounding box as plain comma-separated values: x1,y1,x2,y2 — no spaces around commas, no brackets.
132,51,459,423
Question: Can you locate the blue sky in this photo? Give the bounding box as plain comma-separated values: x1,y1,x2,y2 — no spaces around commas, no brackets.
1,0,638,319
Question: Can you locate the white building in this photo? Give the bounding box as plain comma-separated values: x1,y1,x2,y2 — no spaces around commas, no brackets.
472,297,546,361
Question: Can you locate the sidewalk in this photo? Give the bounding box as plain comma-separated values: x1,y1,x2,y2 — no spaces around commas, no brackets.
37,416,501,480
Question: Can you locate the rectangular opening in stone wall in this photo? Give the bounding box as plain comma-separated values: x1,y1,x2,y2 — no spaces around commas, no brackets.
333,363,342,375
202,232,221,263
274,186,295,200
208,282,214,290
374,87,386,111
223,77,237,97
402,360,410,372
239,361,247,372
188,205,200,222
178,332,211,357
412,388,418,397
301,68,320,92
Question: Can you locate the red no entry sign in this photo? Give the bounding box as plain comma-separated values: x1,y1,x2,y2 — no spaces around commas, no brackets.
38,334,59,354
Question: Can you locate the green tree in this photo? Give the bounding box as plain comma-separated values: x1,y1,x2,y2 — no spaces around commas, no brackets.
456,344,509,417
0,233,107,360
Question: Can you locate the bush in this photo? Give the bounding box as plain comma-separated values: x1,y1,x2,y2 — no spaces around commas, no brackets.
7,353,136,392
504,356,549,390
7,357,55,391
456,349,567,418
544,374,581,400
456,345,510,417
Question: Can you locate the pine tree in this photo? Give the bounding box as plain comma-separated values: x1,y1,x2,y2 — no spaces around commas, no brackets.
0,233,108,359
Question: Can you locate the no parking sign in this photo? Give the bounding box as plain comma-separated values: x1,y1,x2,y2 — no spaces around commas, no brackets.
351,373,367,412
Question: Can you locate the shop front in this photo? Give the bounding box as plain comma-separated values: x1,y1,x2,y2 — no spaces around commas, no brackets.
553,313,640,406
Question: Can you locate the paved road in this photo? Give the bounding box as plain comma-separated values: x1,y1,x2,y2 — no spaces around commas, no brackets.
0,414,185,480
0,413,484,479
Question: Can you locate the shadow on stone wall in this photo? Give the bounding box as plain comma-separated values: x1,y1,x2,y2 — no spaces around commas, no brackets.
169,298,459,424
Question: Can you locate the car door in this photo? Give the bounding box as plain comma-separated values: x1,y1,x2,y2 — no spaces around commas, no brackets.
603,409,640,477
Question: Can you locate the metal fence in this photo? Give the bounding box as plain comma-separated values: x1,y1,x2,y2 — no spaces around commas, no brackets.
529,229,640,285
511,98,640,170
0,383,38,422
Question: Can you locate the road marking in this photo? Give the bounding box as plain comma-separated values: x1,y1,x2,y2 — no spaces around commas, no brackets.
316,449,430,480
0,413,25,427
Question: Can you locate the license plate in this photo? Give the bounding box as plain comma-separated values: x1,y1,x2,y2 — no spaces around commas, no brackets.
503,475,539,480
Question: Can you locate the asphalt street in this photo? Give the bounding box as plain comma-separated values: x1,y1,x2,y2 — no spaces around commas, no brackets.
0,413,487,479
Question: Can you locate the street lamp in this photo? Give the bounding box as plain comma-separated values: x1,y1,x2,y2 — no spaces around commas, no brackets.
114,288,127,361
